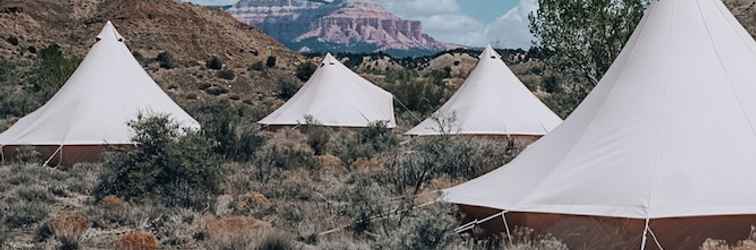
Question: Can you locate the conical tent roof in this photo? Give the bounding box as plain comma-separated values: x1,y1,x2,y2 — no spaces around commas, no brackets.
259,53,396,128
406,46,562,136
445,0,756,220
0,21,200,146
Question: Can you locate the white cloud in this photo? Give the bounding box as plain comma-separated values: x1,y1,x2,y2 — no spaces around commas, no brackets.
379,0,460,17
484,0,537,48
419,14,486,46
373,0,539,48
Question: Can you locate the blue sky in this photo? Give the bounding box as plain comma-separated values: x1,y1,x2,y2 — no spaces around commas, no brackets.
459,0,518,23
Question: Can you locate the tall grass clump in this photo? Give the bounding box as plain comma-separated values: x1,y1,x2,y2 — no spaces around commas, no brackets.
95,114,222,209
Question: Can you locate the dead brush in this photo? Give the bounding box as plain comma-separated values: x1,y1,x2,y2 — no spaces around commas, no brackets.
701,227,756,250
48,212,89,249
114,231,158,250
202,216,273,250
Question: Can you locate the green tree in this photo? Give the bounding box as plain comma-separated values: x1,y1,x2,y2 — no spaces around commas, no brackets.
529,0,650,86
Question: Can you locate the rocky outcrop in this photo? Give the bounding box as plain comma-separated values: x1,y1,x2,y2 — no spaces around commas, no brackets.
227,0,453,54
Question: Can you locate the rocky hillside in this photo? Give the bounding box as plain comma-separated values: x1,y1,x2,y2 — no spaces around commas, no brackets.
0,0,303,119
227,0,454,56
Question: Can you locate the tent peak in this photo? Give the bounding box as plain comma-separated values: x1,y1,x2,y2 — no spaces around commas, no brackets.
96,21,124,42
480,45,501,60
322,53,339,66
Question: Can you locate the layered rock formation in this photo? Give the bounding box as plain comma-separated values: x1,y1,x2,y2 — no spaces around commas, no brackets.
227,0,453,55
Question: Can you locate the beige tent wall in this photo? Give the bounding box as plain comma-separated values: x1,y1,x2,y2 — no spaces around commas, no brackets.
459,205,756,250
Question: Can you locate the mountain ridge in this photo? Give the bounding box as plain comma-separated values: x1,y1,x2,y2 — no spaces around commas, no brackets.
227,0,456,56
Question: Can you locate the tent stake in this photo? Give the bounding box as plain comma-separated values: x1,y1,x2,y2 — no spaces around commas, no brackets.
0,145,5,164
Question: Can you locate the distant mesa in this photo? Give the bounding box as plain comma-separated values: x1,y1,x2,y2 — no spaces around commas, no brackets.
225,0,457,56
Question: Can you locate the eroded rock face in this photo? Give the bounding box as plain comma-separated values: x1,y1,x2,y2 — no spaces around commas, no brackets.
227,0,453,53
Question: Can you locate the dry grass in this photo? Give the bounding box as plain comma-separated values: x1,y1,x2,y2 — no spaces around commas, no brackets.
114,231,158,250
48,212,89,247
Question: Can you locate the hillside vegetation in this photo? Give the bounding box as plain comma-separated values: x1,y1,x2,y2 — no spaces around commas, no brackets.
3,0,756,249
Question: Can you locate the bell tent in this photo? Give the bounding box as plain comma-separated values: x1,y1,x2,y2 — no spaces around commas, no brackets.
0,21,200,166
258,53,396,128
406,46,561,143
444,0,756,249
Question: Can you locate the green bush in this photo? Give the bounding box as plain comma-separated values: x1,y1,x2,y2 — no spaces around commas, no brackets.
157,51,177,69
217,69,236,80
295,62,318,82
302,116,332,155
249,61,266,72
383,137,519,194
266,56,277,68
390,206,458,250
207,55,224,70
4,200,50,229
330,122,398,168
256,232,295,250
187,100,265,162
385,70,450,115
27,44,80,102
254,142,318,183
95,114,223,209
277,79,301,100
357,121,398,153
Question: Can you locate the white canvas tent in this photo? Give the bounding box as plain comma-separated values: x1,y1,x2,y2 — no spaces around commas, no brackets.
444,0,756,248
0,21,200,165
258,54,397,128
406,46,561,137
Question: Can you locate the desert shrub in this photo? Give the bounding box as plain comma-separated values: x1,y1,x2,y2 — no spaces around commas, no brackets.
16,184,55,204
188,100,265,162
295,62,318,82
257,232,295,250
95,114,223,209
277,79,301,100
357,121,398,153
207,55,224,70
217,69,236,80
5,200,50,229
384,137,519,194
88,195,129,228
132,51,147,66
48,213,89,250
254,143,318,182
204,216,272,250
249,61,266,71
330,122,398,168
302,116,332,155
0,223,8,247
115,231,158,250
157,51,177,69
5,36,19,46
0,86,37,119
386,74,450,115
371,205,458,250
266,56,277,68
27,44,80,102
12,146,42,163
